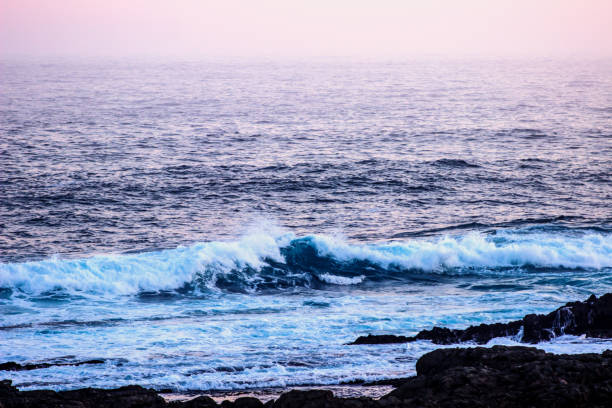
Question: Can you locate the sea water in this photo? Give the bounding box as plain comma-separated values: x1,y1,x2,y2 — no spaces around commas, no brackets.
1,58,611,392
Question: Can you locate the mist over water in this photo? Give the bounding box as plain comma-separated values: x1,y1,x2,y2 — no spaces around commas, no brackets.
1,59,611,392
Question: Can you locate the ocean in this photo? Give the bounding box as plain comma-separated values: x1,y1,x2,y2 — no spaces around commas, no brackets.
1,58,611,393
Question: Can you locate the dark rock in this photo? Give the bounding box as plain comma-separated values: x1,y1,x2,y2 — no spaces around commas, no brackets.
0,359,105,371
415,345,548,376
219,397,264,408
270,390,379,408
232,397,264,408
0,363,21,372
0,380,166,407
272,390,335,408
349,334,411,345
385,345,612,408
173,395,218,407
350,293,612,345
61,385,167,407
2,345,612,408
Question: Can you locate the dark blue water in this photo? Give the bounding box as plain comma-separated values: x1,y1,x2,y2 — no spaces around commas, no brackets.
1,58,611,392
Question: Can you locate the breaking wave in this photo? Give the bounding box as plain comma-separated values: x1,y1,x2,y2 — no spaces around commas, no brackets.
1,228,611,297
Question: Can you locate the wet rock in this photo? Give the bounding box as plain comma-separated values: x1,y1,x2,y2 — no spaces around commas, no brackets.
349,334,411,345
271,390,376,408
2,346,612,407
233,397,264,408
0,380,166,407
272,389,335,408
385,346,612,408
0,359,105,371
350,293,612,345
415,345,555,376
173,395,218,407
221,397,265,408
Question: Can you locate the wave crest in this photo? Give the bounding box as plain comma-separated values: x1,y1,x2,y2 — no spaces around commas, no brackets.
1,229,611,297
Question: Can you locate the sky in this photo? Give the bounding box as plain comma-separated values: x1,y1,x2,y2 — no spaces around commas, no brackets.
1,0,611,58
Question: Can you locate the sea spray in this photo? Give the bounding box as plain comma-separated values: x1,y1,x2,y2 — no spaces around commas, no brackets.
1,228,611,297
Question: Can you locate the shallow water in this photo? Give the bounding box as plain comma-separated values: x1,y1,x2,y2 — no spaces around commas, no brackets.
161,385,397,403
1,58,611,392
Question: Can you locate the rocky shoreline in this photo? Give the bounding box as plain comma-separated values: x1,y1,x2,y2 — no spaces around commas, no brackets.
2,346,611,407
351,293,612,345
2,293,612,408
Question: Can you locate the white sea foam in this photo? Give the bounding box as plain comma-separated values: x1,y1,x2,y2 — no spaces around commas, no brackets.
0,231,291,296
1,229,611,296
311,231,612,271
318,273,365,285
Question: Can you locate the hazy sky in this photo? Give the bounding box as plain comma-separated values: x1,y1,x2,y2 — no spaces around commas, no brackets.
2,0,611,58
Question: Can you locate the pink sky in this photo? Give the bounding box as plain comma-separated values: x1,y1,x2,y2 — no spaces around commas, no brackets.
1,0,611,58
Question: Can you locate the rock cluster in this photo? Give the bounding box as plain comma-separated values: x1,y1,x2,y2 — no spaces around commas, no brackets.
351,293,612,345
0,360,105,372
2,346,612,407
386,346,612,407
0,382,167,408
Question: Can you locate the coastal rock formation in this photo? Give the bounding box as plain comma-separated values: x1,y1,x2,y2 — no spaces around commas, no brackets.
0,381,167,407
0,359,105,372
351,293,612,345
2,346,612,407
384,346,612,407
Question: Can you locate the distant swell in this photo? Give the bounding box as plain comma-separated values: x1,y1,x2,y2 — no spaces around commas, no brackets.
1,229,611,297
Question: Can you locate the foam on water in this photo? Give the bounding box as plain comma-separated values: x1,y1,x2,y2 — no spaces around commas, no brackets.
311,230,612,270
318,273,365,285
0,231,290,296
1,228,611,297
5,334,612,392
